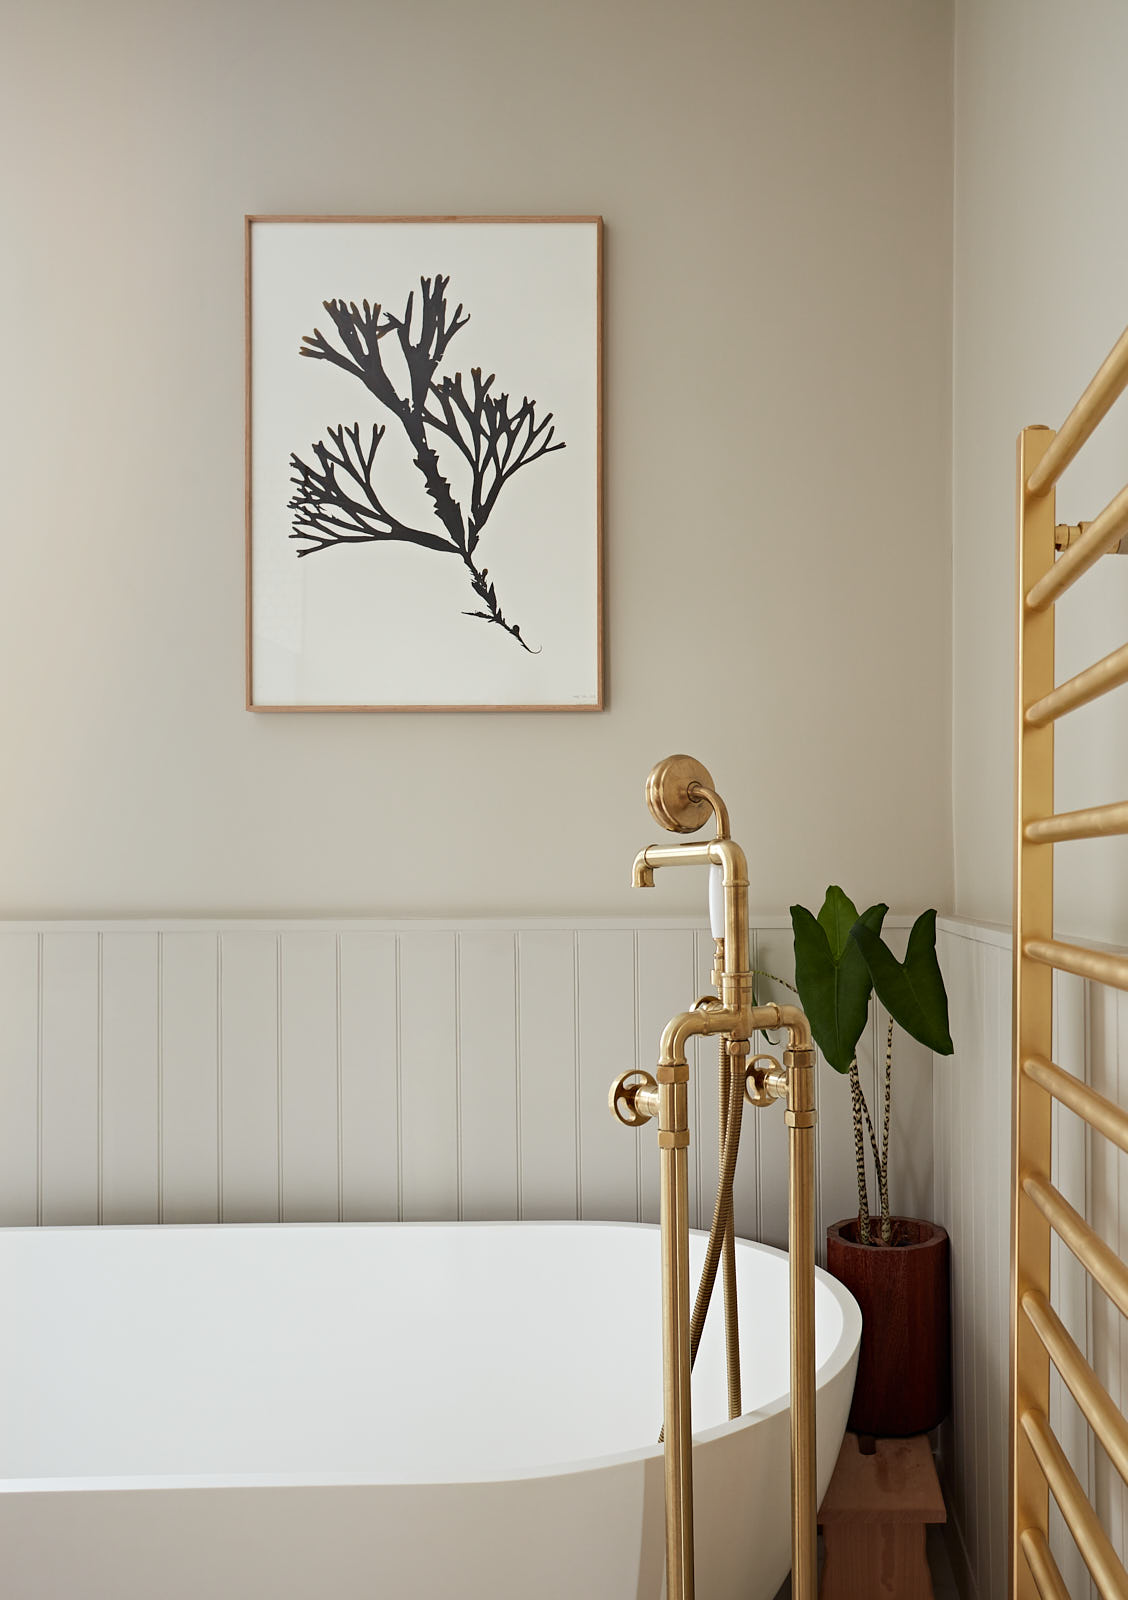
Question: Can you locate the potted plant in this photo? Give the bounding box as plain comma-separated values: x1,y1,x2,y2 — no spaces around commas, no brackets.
786,887,954,1438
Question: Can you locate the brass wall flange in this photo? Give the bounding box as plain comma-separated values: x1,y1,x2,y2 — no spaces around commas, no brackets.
645,755,718,834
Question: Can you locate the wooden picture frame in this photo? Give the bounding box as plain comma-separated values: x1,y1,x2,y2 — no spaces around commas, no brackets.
245,215,603,712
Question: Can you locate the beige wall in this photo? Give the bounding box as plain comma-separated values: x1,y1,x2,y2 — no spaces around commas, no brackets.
953,0,1128,944
1,0,953,920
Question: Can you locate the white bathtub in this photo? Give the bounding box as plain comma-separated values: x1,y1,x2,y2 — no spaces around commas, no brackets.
0,1220,860,1599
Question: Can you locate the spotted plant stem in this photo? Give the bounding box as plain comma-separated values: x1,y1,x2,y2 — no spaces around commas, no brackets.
879,1017,894,1244
848,1061,872,1244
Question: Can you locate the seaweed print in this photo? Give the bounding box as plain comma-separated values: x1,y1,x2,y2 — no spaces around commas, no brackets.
288,276,565,651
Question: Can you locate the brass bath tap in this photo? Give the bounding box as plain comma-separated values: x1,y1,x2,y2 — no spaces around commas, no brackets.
609,755,818,1600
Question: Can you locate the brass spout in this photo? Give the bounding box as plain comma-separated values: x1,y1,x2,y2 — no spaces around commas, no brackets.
633,841,713,878
632,849,656,889
631,838,751,988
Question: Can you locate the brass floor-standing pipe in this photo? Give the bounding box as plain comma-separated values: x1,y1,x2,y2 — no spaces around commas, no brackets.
785,1036,819,1596
608,756,818,1600
660,1122,695,1600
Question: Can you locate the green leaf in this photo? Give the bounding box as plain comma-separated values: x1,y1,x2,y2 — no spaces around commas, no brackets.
850,910,954,1056
790,895,888,1073
817,885,861,961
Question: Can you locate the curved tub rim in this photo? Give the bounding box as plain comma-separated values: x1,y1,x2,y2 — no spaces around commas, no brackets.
0,1218,862,1494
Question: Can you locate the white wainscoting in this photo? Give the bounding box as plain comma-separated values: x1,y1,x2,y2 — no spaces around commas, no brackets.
0,916,931,1261
932,919,1011,1600
934,916,1128,1600
12,909,1124,1588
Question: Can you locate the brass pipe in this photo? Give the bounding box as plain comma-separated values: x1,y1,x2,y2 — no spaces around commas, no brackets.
660,1004,742,1067
774,1004,813,1052
687,780,731,841
654,1001,713,1600
651,1008,817,1600
660,1128,695,1599
720,1036,741,1420
785,1034,819,1599
658,1001,794,1071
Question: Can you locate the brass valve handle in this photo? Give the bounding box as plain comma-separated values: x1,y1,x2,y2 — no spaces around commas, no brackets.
744,1053,786,1108
608,1069,659,1127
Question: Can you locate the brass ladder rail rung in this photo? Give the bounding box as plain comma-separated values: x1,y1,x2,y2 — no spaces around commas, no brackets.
1025,938,1128,994
1021,1407,1128,1600
1025,801,1128,843
1020,1526,1073,1600
1027,325,1128,496
1026,481,1128,612
1022,1289,1128,1487
1023,1055,1128,1155
1026,640,1128,727
1023,1172,1128,1321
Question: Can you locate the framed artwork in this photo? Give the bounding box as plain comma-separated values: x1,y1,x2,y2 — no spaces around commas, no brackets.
245,215,603,711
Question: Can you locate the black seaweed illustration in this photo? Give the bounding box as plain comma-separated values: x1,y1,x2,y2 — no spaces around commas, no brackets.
289,276,564,651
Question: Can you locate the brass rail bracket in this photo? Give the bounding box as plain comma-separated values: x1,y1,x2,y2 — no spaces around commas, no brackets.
1056,520,1128,554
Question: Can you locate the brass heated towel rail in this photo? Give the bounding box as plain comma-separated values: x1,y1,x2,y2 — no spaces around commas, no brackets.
1012,320,1128,1599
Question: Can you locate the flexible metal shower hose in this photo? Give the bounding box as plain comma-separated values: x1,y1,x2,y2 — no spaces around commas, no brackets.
660,1037,745,1439
687,1038,744,1410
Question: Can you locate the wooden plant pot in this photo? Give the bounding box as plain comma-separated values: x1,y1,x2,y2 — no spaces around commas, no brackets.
826,1217,950,1438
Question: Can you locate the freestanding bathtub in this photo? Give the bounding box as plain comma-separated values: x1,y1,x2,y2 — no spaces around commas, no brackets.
0,1220,860,1599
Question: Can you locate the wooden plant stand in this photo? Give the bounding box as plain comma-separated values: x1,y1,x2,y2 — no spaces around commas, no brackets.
818,1433,946,1599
